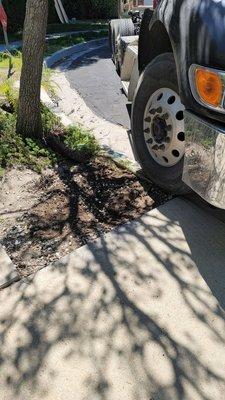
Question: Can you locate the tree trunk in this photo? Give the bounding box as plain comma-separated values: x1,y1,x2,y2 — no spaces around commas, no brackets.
17,0,49,138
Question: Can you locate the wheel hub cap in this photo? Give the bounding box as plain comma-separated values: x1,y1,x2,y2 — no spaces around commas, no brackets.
152,115,168,144
143,88,185,167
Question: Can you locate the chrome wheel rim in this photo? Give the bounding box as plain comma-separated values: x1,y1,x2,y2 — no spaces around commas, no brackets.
143,88,185,167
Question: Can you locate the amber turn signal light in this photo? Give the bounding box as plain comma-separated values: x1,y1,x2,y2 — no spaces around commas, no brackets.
195,68,223,107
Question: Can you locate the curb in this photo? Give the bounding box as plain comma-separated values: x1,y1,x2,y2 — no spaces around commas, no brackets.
0,245,20,290
45,38,108,68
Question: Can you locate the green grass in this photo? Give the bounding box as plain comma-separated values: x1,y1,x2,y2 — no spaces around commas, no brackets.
47,21,108,34
0,50,22,69
45,30,107,57
0,30,107,69
0,166,5,178
0,21,108,44
0,107,100,174
0,78,18,109
41,67,57,97
0,51,55,99
64,125,100,155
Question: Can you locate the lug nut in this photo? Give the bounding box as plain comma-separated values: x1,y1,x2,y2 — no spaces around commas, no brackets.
152,144,159,150
166,125,172,131
144,128,150,134
149,109,156,115
161,113,169,120
156,107,162,114
145,116,151,123
146,138,153,144
159,144,165,150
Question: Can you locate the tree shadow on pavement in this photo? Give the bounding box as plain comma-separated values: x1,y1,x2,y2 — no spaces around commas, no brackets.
0,195,225,399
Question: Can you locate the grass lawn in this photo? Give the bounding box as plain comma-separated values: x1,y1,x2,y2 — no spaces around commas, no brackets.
45,30,107,57
47,21,108,34
0,21,108,44
0,29,107,73
0,51,22,69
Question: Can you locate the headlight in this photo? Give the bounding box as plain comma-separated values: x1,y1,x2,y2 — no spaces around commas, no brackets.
189,64,225,113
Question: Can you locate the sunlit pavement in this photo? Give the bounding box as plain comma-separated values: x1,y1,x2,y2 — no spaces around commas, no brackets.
0,198,225,400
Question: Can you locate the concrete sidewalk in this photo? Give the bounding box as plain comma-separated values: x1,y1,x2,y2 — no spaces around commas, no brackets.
0,198,225,400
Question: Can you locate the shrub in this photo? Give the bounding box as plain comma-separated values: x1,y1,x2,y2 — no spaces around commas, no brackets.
3,0,26,33
64,125,100,155
0,78,18,111
66,0,117,19
41,103,62,134
3,0,57,33
0,111,57,171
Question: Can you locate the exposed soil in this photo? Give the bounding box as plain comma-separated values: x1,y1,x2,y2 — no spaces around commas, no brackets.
0,156,171,277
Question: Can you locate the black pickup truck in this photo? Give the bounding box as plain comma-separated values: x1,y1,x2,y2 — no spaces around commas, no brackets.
109,0,225,209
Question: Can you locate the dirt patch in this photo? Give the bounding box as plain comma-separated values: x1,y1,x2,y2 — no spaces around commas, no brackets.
0,157,171,277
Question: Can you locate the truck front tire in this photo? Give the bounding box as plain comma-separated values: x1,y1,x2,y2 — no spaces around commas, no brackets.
131,53,189,194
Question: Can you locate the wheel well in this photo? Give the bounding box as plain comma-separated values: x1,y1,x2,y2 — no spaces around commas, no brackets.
139,21,173,73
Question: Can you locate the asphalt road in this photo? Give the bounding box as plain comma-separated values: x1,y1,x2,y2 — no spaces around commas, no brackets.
65,44,131,129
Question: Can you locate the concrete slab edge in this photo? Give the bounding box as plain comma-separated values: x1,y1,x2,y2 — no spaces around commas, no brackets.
0,245,21,290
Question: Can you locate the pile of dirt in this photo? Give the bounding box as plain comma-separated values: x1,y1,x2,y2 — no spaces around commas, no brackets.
0,156,171,276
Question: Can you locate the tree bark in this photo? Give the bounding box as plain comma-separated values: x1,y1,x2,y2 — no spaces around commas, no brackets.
17,0,49,138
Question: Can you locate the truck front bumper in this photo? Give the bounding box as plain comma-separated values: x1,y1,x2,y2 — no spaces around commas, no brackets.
183,111,225,209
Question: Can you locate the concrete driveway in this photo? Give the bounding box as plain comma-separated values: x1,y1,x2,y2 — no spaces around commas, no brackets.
0,198,225,400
